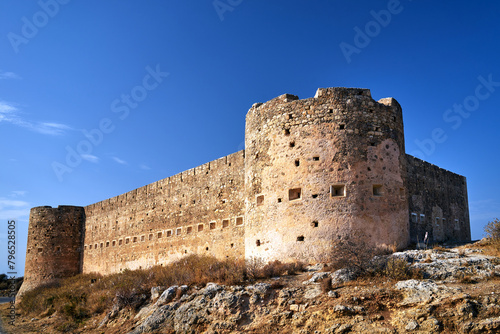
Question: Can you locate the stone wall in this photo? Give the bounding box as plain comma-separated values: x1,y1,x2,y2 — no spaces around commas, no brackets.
82,151,245,274
406,155,471,243
244,88,410,263
18,206,85,297
19,87,472,297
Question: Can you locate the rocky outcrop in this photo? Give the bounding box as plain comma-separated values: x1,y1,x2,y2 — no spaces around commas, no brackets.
94,247,500,334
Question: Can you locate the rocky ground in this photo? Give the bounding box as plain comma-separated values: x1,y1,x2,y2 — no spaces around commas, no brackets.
2,243,500,333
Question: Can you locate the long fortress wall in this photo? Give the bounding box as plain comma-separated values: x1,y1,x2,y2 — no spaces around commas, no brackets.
19,86,472,298
406,155,470,243
82,150,246,274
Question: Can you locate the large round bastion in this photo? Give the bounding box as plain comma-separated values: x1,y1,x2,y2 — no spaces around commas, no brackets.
243,87,409,262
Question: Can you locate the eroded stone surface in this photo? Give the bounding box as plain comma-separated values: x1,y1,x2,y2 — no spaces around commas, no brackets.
20,87,471,295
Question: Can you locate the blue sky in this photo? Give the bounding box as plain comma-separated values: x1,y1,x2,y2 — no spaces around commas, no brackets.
1,0,499,275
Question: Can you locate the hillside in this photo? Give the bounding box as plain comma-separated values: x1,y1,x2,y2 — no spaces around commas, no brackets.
2,241,500,333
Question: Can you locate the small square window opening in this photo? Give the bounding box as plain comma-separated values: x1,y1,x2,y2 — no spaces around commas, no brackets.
373,185,383,196
289,188,302,201
256,195,264,206
331,185,346,197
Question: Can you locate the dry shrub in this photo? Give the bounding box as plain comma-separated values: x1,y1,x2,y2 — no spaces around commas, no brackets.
327,235,421,280
484,218,500,255
328,238,380,275
18,255,246,323
105,269,150,310
470,219,500,257
16,282,58,316
143,255,246,288
245,257,305,280
18,254,305,328
260,260,304,278
18,274,98,323
376,242,398,255
485,218,500,241
320,277,332,293
381,258,421,280
245,258,305,280
245,257,266,280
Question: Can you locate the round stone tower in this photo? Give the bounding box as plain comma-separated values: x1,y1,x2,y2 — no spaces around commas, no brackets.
18,205,85,298
244,87,409,263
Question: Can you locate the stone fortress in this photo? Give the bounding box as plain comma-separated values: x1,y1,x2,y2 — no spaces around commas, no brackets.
19,87,471,296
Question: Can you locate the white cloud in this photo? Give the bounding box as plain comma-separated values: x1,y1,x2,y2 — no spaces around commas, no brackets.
32,122,73,136
112,156,127,165
0,70,21,80
82,154,99,163
140,164,151,170
0,101,18,122
0,209,30,220
10,191,27,197
0,197,30,220
0,100,72,136
0,199,29,208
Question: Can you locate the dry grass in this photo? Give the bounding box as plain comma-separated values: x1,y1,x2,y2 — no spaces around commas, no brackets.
433,245,447,252
475,241,500,258
482,218,500,257
259,260,305,278
456,272,478,284
246,258,305,280
380,258,422,280
19,255,246,322
466,219,500,258
18,254,305,327
327,236,421,281
422,254,433,263
485,218,500,241
328,238,382,274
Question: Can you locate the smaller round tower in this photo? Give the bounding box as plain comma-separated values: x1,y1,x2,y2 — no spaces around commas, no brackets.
17,206,85,298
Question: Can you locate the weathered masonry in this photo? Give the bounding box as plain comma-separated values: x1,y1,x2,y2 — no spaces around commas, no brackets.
19,87,470,296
